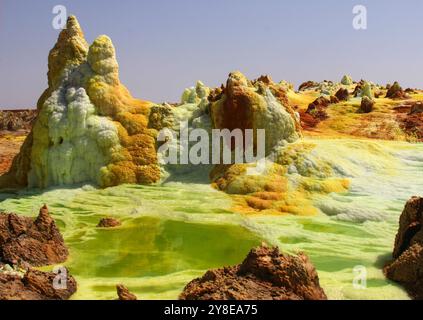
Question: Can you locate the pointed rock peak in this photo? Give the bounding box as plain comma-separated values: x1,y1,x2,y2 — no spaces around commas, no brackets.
37,204,50,218
341,75,353,85
47,15,89,87
227,71,250,90
35,204,54,229
256,75,273,85
116,284,138,300
88,35,119,82
64,15,84,38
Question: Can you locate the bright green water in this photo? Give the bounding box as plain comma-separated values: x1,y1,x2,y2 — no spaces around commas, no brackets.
0,184,262,299
1,139,422,300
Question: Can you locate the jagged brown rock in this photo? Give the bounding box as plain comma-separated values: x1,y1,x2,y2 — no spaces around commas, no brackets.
116,284,137,300
0,205,68,266
304,96,331,125
384,197,423,299
335,88,350,101
0,110,37,132
97,217,121,228
353,80,365,97
386,81,408,99
0,268,76,300
179,245,327,300
359,96,374,113
395,103,423,141
298,81,318,91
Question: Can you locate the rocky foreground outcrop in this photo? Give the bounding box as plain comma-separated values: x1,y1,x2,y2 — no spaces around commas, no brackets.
0,268,76,300
384,197,423,299
0,205,76,300
0,204,68,266
180,245,327,300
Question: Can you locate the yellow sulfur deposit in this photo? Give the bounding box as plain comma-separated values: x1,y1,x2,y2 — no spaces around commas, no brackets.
0,16,161,188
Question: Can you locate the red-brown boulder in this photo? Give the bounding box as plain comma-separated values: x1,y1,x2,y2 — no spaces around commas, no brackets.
180,245,327,300
0,268,76,300
384,197,423,299
116,284,137,300
0,205,68,266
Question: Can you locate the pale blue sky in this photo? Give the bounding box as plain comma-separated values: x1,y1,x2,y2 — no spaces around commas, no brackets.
0,0,422,108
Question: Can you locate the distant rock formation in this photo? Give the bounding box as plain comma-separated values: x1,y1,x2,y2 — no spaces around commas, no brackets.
384,197,423,299
353,81,373,99
410,102,423,115
395,102,423,141
116,284,137,300
0,268,76,300
180,245,327,300
335,88,350,101
0,16,161,189
305,96,331,122
0,204,68,267
302,95,340,128
341,75,353,86
359,96,375,113
386,82,408,100
0,110,37,132
298,80,318,91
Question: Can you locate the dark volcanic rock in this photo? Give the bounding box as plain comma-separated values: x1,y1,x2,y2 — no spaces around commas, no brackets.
396,103,423,141
306,96,331,120
335,88,350,101
329,95,339,104
386,82,409,99
97,217,121,228
384,197,423,299
0,268,76,300
410,102,423,115
299,111,320,129
301,96,338,129
0,205,68,266
359,96,375,113
179,245,327,300
117,284,137,300
298,81,318,91
352,80,366,97
405,88,417,94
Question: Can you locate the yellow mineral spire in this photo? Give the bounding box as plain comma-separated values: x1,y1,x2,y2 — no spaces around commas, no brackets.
47,15,89,88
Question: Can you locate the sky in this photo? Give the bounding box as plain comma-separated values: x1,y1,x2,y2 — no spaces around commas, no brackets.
0,0,422,108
